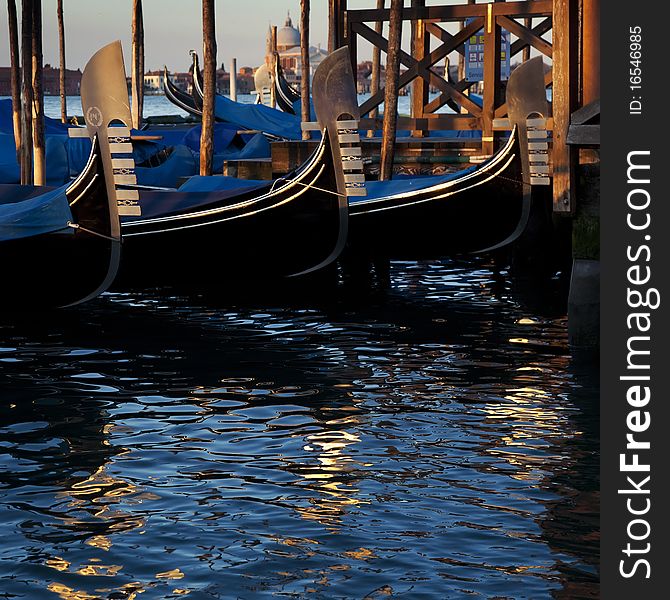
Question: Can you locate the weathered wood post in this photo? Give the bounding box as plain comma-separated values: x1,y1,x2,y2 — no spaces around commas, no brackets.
200,0,216,176
582,0,600,104
328,0,347,51
270,25,278,108
552,0,578,213
328,0,336,53
522,18,531,62
20,0,33,184
300,0,311,140
32,0,46,185
457,0,475,88
57,0,67,123
6,0,21,163
379,0,403,181
411,0,428,137
482,2,501,156
131,0,144,130
230,57,237,100
366,0,384,138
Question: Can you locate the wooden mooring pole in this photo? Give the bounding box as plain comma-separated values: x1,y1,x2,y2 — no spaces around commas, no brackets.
131,0,144,130
411,0,428,137
300,0,311,140
270,26,278,109
20,0,33,185
57,0,67,123
379,0,403,181
6,0,21,164
552,0,578,213
367,0,384,138
32,0,46,186
230,57,237,101
200,0,216,176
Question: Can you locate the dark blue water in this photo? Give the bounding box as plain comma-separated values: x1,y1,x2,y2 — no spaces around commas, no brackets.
0,260,598,599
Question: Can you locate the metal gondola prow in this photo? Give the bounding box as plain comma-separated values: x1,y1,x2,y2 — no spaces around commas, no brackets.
473,56,549,255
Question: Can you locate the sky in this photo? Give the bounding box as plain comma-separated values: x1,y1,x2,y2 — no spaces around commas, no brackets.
0,1,476,73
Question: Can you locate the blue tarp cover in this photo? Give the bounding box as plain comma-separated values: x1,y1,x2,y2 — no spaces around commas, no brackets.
214,95,302,140
0,183,73,242
357,165,480,202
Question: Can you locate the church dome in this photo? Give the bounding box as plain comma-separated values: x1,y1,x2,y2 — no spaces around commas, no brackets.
277,13,300,51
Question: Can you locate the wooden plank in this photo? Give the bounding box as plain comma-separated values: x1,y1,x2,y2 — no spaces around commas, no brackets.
552,0,578,213
347,2,551,24
567,124,600,146
510,17,552,58
497,15,552,58
571,100,600,125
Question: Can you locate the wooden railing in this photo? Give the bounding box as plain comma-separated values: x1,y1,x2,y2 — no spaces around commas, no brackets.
345,1,553,156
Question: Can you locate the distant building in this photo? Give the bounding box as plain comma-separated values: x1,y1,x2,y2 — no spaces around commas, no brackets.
266,13,328,88
0,65,81,96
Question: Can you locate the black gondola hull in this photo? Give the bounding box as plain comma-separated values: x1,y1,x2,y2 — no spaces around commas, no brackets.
0,140,121,309
115,135,344,286
346,132,529,259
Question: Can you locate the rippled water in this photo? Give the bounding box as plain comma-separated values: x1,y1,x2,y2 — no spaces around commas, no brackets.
0,260,598,599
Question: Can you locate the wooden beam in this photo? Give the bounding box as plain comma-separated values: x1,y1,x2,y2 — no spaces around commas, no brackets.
57,0,67,123
380,0,402,181
567,124,600,146
497,15,552,58
367,0,384,137
7,0,21,164
552,0,578,213
571,99,600,125
509,17,552,58
582,0,600,105
411,0,428,137
348,2,551,25
300,0,311,140
32,0,45,186
20,0,33,184
200,0,216,176
482,3,501,155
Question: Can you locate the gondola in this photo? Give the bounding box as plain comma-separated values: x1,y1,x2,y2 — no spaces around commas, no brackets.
190,52,302,140
273,55,301,115
79,42,352,287
163,66,202,118
0,137,120,309
313,53,550,259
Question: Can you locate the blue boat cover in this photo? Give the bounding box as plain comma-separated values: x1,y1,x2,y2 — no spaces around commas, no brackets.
177,175,266,193
355,164,480,202
214,95,301,140
135,144,198,188
0,183,73,241
0,98,70,135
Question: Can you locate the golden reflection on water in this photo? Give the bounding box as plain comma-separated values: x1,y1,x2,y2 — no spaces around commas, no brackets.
482,354,574,482
289,412,368,529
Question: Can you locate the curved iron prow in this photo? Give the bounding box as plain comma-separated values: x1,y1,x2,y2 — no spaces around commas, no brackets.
289,47,363,277
71,40,136,304
474,56,549,254
191,51,205,108
273,54,300,114
163,65,202,117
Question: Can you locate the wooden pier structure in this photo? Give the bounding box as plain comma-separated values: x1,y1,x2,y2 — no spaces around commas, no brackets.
326,0,599,218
